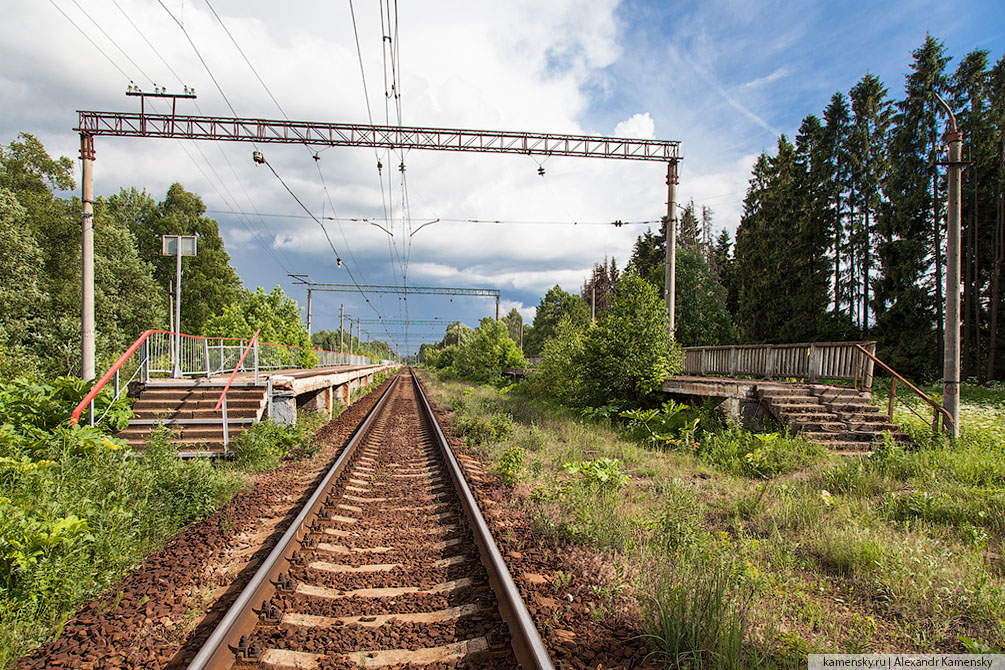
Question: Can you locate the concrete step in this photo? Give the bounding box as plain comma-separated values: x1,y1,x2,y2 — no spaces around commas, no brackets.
132,403,261,417
133,397,263,409
124,436,231,453
769,404,829,415
761,393,819,402
831,405,882,416
789,421,847,432
776,410,839,421
137,388,265,402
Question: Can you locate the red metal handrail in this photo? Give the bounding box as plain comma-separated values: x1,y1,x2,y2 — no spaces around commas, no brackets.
215,330,260,413
70,329,157,426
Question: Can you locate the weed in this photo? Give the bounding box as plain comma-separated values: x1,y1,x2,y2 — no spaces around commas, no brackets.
640,550,756,670
561,458,629,489
497,445,524,485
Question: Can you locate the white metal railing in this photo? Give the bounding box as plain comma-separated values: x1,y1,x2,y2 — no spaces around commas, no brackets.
681,341,877,388
72,329,378,426
142,331,373,379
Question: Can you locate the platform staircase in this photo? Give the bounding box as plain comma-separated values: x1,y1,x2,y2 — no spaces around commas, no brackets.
116,381,268,455
756,384,911,453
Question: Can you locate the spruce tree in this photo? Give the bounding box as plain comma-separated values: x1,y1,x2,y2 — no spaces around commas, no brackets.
848,73,892,335
875,34,950,378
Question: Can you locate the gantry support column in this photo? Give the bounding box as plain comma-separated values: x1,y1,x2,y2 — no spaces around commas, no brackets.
664,161,679,335
80,134,96,381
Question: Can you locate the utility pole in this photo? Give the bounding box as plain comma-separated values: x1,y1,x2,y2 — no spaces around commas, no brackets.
520,322,524,353
306,289,313,337
357,318,361,354
665,160,679,335
936,93,962,438
80,134,95,381
173,239,182,377
495,296,500,321
339,304,344,352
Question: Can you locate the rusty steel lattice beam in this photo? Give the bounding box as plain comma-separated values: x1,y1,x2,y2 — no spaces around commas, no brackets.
76,111,681,162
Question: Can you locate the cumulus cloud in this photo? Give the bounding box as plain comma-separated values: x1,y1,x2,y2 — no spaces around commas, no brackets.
614,112,656,139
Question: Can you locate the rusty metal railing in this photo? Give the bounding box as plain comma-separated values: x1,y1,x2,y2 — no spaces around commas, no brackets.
853,344,954,435
682,341,877,387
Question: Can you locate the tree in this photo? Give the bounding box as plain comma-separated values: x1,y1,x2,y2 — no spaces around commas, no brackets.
821,94,852,320
708,229,737,317
528,316,585,406
501,308,524,348
874,35,949,378
0,187,44,377
204,286,317,368
578,272,681,406
451,318,525,383
988,54,1005,379
734,135,831,343
670,248,735,347
130,183,242,335
523,286,590,355
848,73,892,334
0,135,167,376
580,257,619,319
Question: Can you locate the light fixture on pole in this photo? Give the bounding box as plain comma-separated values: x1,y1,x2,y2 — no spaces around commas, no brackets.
161,234,198,377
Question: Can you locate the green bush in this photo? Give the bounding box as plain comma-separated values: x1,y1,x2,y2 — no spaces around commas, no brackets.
578,272,683,406
451,318,525,383
231,419,300,471
527,316,585,406
0,379,241,667
456,413,513,447
498,445,524,485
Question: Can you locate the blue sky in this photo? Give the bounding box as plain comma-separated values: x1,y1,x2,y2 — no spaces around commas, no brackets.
2,0,1003,354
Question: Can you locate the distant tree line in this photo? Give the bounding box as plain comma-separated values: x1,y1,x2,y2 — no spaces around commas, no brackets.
0,133,392,379
524,34,1005,384
730,35,1005,381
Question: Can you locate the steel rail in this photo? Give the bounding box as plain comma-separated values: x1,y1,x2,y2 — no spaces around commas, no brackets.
186,373,399,670
411,372,555,670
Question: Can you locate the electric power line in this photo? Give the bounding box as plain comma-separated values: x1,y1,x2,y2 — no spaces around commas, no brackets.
46,0,132,81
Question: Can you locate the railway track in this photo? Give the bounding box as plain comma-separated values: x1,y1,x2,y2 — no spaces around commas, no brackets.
187,369,552,670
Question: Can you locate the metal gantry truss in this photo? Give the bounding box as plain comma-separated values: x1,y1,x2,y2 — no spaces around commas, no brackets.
77,111,681,162
75,100,682,375
290,277,502,319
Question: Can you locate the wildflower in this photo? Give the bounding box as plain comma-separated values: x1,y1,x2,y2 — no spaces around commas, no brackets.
820,489,834,507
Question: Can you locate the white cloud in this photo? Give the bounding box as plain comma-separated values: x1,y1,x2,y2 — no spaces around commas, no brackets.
743,66,790,89
614,112,656,139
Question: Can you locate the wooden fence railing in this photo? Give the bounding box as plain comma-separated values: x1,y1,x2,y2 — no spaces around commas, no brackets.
682,341,877,388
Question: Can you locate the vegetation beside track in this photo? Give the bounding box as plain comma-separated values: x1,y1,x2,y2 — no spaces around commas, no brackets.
0,375,343,667
419,370,1005,668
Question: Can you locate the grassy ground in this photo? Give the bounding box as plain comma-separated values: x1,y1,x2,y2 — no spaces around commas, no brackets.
0,398,332,667
419,370,1005,668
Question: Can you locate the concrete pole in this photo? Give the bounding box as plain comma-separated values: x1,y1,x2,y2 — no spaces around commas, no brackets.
172,238,182,377
80,136,95,381
943,124,963,438
356,318,361,354
306,289,313,337
339,304,344,352
495,296,500,321
665,161,679,336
